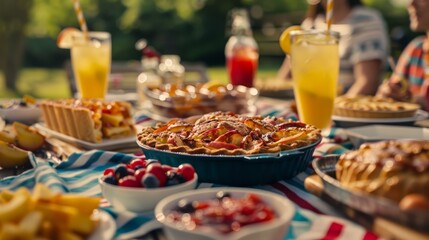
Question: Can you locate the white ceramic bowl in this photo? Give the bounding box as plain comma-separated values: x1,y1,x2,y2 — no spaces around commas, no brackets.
99,173,198,213
0,106,41,125
155,187,295,240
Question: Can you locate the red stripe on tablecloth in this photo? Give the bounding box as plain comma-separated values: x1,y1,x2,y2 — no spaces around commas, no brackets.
271,182,322,214
362,231,379,240
321,221,343,240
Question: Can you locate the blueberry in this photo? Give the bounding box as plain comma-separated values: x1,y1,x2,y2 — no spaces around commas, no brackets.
216,191,231,200
176,199,195,213
166,171,186,186
103,175,117,185
114,164,129,179
134,165,144,171
18,100,27,107
142,173,160,188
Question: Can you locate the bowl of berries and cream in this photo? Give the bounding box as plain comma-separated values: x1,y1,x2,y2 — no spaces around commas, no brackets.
155,187,295,240
99,158,198,212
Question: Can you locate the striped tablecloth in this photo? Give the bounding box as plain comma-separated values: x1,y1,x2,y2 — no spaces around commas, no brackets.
0,97,379,240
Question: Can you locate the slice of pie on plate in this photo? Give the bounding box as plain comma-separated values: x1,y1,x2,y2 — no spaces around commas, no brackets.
40,99,135,143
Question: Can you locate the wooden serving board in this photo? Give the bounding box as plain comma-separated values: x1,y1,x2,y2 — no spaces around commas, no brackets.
304,175,429,240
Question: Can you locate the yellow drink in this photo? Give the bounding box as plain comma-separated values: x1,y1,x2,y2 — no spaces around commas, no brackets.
71,32,111,99
290,31,339,129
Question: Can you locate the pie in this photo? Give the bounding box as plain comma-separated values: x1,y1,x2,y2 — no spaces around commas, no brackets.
336,140,429,203
137,111,321,155
40,99,135,143
144,83,258,118
333,95,420,118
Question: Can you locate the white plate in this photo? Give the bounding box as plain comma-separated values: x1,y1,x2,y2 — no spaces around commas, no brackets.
89,210,116,240
34,123,141,151
333,110,429,128
345,124,429,148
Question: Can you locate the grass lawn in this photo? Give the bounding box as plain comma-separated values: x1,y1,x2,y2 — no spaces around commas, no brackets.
0,68,72,99
0,64,280,99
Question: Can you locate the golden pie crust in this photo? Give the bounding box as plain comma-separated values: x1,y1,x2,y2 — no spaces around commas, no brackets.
137,111,321,155
333,95,420,118
336,140,429,203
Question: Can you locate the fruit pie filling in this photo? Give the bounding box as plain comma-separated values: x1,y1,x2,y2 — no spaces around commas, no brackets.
165,191,276,234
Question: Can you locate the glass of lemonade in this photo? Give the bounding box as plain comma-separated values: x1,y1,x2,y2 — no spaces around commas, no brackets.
71,31,111,99
290,30,340,129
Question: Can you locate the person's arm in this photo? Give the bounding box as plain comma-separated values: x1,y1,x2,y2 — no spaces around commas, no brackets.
276,56,292,80
345,59,382,96
416,80,429,111
376,38,420,103
376,76,412,102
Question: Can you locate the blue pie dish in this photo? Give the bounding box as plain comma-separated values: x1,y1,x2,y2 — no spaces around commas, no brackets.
137,137,322,186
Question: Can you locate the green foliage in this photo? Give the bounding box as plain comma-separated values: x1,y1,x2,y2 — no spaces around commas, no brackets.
19,0,411,68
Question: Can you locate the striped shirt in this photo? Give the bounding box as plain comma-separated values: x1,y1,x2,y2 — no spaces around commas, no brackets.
391,36,427,95
302,6,390,93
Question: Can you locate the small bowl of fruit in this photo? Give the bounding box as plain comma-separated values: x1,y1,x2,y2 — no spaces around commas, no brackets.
155,187,295,240
0,96,41,125
99,158,198,213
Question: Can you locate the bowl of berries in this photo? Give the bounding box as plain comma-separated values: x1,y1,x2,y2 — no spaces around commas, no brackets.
99,158,198,213
0,96,41,124
155,187,295,240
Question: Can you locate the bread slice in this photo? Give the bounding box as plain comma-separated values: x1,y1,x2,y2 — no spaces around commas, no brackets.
39,99,135,143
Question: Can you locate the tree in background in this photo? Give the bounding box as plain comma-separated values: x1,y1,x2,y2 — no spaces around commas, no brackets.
0,0,33,92
0,0,410,89
25,0,305,67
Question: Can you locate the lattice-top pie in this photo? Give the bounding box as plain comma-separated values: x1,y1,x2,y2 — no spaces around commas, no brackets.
336,140,429,203
333,95,420,118
137,111,321,155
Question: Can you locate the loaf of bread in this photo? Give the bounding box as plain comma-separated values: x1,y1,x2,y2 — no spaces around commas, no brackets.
40,99,135,143
336,140,429,203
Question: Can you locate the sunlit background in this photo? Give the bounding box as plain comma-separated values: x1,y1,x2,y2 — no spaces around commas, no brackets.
0,0,414,98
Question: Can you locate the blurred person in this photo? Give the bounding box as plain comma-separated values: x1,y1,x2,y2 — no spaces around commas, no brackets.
277,0,390,96
376,0,429,111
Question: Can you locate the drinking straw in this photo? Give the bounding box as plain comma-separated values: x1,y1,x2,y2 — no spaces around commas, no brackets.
71,0,89,38
326,0,334,31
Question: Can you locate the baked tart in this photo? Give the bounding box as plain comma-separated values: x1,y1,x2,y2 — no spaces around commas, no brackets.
40,99,135,143
336,140,429,204
333,95,420,118
137,111,321,155
144,83,258,118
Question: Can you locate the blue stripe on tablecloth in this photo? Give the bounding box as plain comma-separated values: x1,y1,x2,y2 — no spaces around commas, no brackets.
114,214,154,237
65,176,99,192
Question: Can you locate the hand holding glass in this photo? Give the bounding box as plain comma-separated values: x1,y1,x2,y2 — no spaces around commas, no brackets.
290,30,340,129
71,31,111,99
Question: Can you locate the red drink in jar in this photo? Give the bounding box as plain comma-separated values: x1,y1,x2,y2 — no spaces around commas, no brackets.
225,8,258,88
227,46,258,87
